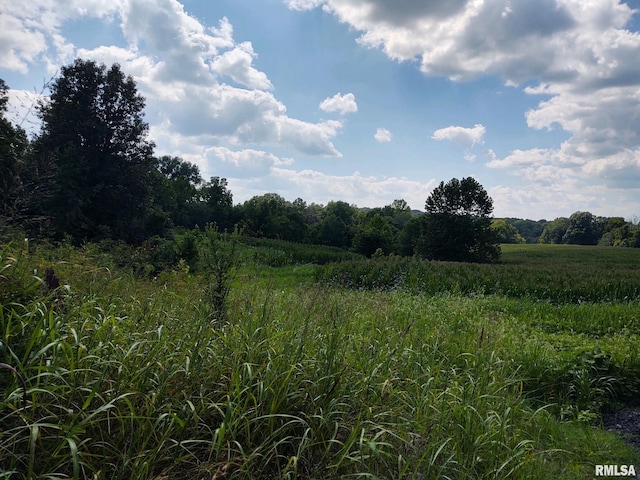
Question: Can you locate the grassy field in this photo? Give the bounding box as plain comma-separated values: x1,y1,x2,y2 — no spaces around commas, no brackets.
317,244,640,303
1,236,639,479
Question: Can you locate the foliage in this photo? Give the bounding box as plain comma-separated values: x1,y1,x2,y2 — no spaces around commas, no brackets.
197,225,239,324
312,200,357,248
35,59,156,241
237,236,364,267
491,219,526,244
1,239,640,478
237,193,306,242
562,211,602,245
421,177,500,263
397,215,424,256
197,176,234,230
538,217,570,244
352,213,395,257
0,79,30,222
317,244,640,304
507,218,547,244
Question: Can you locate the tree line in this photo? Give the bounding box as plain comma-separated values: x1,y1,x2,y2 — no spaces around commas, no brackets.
1,59,638,265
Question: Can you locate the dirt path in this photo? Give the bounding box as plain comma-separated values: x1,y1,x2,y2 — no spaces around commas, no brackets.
602,409,640,449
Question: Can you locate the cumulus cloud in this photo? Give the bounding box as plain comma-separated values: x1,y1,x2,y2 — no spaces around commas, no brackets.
283,0,325,11
374,128,392,142
3,0,344,158
116,2,342,156
210,42,273,90
485,148,557,169
206,146,293,178
288,0,640,190
268,167,437,209
319,92,358,114
432,123,486,146
0,1,123,73
0,15,47,73
294,0,634,83
488,183,598,219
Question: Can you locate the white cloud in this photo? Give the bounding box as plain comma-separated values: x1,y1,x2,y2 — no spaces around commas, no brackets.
488,184,598,219
3,0,344,158
139,80,343,156
4,88,45,136
210,42,273,90
114,3,341,156
283,0,325,11
266,168,437,209
206,146,293,178
319,92,358,114
374,128,392,142
0,1,123,73
277,118,343,156
0,13,47,73
486,148,558,169
289,0,640,192
432,123,485,146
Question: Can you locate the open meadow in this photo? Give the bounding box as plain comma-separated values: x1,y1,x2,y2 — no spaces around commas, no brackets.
2,235,640,479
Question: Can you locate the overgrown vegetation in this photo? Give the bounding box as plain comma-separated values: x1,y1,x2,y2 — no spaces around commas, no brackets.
316,244,640,303
2,233,639,479
2,57,640,479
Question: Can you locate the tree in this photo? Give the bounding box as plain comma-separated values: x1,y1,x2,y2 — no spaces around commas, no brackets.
390,199,409,212
315,201,357,248
238,193,305,241
538,217,569,244
0,79,29,220
599,217,637,247
353,213,394,257
197,177,234,230
0,79,18,215
562,211,601,245
36,59,155,241
491,219,526,244
152,155,203,229
420,177,500,263
508,218,547,244
398,215,423,256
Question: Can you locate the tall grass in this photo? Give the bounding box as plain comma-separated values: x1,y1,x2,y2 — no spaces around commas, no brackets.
1,239,639,478
316,245,640,303
236,236,365,267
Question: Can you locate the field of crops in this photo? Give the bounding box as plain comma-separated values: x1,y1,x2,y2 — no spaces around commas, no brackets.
316,244,640,303
1,237,639,479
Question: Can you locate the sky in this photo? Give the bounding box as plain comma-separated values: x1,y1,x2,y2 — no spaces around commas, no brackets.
2,0,640,220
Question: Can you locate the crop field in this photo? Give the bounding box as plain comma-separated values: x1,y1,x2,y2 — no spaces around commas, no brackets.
1,236,640,479
317,244,640,303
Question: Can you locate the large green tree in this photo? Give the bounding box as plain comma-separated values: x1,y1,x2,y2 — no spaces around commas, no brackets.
353,213,395,257
36,59,155,241
420,177,500,263
562,211,602,245
196,176,234,230
238,193,305,241
152,155,202,229
491,219,526,244
312,201,357,248
538,217,570,244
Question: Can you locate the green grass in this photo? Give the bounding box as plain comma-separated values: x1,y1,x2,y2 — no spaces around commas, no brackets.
1,239,639,478
236,236,365,267
316,244,640,303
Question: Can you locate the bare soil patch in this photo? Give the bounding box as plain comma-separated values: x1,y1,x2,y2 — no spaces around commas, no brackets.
602,409,640,449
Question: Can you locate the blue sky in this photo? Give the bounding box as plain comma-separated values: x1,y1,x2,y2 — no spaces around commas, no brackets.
2,0,640,220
